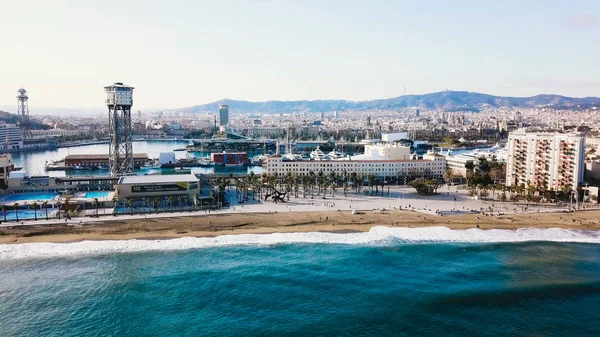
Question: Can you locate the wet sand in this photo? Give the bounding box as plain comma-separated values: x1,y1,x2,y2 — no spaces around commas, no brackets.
1,209,599,245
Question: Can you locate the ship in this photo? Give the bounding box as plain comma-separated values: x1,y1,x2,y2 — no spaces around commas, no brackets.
309,146,327,160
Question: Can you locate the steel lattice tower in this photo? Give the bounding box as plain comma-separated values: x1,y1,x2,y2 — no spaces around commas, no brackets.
16,88,30,138
104,82,134,177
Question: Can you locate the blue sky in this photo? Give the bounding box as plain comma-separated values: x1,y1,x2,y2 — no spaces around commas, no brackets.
1,0,599,110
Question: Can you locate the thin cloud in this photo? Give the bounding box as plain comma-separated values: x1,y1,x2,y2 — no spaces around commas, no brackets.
567,14,600,29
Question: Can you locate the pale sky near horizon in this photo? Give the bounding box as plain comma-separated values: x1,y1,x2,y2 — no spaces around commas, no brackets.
1,0,600,110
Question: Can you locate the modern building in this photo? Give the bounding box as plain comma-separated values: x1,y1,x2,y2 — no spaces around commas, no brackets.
348,143,411,161
506,129,585,191
444,154,477,176
381,132,409,143
219,104,229,127
116,173,200,202
0,154,15,186
0,124,24,151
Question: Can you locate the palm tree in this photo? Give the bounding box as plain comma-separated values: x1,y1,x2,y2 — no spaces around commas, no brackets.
32,202,38,221
93,198,99,217
126,197,134,215
342,181,349,197
42,201,49,220
56,201,62,219
111,196,118,216
1,204,7,222
13,203,19,222
167,196,174,212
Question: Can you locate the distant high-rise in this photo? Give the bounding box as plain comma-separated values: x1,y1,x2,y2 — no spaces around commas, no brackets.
320,112,325,120
515,111,523,126
415,109,420,117
219,104,229,126
366,116,372,127
333,111,338,119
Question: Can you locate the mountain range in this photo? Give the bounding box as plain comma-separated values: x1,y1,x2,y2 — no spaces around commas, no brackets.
175,91,600,114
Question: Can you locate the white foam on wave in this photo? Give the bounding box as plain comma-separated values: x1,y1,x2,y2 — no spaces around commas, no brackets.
1,226,600,260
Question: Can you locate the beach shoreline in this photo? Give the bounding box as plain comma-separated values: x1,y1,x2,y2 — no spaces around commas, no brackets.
2,209,600,245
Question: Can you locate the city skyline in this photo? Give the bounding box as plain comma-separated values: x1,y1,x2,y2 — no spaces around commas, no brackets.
1,0,599,110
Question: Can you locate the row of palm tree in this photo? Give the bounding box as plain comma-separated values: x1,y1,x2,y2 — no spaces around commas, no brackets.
1,201,52,222
221,170,427,202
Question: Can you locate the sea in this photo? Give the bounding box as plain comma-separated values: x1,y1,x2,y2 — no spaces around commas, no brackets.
11,139,263,177
1,227,600,336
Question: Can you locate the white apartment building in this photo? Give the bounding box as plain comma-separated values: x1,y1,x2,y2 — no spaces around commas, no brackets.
506,130,585,191
0,124,24,151
264,150,445,178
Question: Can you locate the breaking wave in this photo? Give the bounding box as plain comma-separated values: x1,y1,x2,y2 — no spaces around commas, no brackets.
1,226,600,260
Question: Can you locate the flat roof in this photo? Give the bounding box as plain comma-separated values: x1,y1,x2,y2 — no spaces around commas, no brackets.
65,154,148,160
119,173,198,185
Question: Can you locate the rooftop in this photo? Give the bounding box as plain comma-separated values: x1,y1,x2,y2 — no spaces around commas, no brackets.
65,154,148,160
119,173,198,185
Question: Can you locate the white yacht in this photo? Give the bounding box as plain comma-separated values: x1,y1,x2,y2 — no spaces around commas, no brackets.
327,149,343,159
310,146,327,160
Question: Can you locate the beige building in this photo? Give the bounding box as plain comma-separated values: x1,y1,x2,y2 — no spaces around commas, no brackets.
0,154,15,187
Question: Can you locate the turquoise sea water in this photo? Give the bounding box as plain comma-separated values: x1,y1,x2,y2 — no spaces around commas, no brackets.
1,236,600,336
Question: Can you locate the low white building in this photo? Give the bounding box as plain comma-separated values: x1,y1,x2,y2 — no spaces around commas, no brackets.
264,150,445,178
381,132,408,143
31,128,90,137
0,124,23,151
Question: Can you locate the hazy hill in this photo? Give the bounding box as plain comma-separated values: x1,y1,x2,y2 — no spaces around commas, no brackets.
175,91,600,114
0,111,50,130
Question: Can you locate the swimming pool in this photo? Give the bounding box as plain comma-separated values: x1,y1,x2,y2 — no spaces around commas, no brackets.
0,192,58,203
83,191,111,199
0,210,51,221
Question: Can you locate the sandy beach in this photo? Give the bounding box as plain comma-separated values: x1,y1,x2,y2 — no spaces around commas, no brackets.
2,208,600,245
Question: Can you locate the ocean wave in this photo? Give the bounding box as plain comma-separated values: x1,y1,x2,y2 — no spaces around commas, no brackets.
1,226,600,260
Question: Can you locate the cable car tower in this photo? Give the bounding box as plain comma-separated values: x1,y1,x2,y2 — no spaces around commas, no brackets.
105,82,134,177
17,88,31,138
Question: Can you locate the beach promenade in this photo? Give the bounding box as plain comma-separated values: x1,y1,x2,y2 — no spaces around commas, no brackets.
2,185,600,244
0,185,582,229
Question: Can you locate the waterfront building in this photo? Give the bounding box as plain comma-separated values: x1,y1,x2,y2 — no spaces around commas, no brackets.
6,175,119,194
0,124,24,151
211,152,249,165
506,129,585,191
264,146,445,179
219,104,229,126
63,154,149,168
0,154,15,186
31,128,90,137
116,173,200,202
